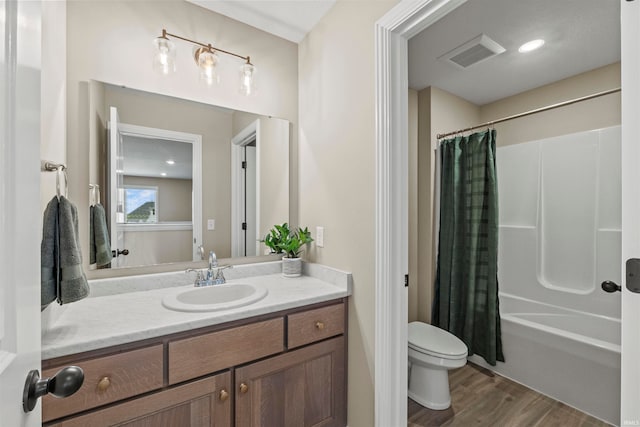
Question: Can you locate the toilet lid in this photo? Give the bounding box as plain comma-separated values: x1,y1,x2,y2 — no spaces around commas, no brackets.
408,322,468,359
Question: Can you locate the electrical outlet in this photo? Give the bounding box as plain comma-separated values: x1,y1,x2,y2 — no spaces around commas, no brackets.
316,226,324,248
207,219,215,230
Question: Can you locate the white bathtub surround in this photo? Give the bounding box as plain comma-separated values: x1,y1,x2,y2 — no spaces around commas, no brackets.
488,125,622,425
41,262,352,359
469,293,620,425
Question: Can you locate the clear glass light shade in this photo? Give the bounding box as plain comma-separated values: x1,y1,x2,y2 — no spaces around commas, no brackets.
239,63,256,96
196,48,220,85
153,37,176,74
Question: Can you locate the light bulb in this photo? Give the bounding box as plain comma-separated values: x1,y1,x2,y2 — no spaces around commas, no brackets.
195,47,220,86
153,36,176,74
239,63,256,96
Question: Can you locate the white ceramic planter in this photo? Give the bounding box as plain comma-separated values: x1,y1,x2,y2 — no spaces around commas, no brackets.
282,257,302,277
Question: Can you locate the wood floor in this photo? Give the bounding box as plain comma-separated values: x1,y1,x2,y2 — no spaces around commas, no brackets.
408,363,611,427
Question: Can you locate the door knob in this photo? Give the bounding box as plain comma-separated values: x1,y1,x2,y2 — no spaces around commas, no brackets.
112,248,129,257
23,366,84,412
601,280,621,293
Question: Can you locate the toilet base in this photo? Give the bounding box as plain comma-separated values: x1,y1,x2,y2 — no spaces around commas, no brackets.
408,363,452,410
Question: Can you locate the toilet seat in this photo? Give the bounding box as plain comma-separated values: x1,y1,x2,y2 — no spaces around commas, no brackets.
408,321,467,360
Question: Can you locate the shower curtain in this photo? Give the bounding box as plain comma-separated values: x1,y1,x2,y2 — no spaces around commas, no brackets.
432,129,504,366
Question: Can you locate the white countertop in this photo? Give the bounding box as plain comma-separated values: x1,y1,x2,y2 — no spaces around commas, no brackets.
41,262,351,360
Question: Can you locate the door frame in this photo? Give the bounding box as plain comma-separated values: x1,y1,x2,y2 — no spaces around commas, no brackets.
375,0,637,425
231,120,260,257
374,1,467,424
108,118,203,262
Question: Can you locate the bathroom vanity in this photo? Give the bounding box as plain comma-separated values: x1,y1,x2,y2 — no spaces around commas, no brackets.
41,262,350,426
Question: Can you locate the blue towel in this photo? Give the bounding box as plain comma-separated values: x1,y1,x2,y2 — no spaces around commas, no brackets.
58,196,90,304
92,203,112,267
41,196,59,308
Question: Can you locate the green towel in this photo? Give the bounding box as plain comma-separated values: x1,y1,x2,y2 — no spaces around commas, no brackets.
92,204,112,267
41,196,59,308
58,196,90,304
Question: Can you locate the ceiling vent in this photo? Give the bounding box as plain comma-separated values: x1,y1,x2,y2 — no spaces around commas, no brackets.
438,34,506,69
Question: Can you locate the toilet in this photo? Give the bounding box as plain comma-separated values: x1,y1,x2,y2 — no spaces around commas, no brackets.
408,321,468,410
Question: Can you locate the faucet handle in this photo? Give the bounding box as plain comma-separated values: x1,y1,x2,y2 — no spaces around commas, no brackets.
186,268,205,286
213,265,232,284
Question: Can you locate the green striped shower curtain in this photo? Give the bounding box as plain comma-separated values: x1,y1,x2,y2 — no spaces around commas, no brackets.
432,130,504,366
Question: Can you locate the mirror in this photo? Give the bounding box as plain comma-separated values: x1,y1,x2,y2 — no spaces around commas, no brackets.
88,81,289,270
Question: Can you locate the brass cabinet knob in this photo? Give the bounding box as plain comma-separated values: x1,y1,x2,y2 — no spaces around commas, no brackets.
315,321,325,330
97,376,111,391
219,389,229,402
239,383,249,394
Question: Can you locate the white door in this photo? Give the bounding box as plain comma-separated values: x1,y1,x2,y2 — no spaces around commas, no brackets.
620,0,640,424
108,107,126,267
245,145,257,256
0,0,42,424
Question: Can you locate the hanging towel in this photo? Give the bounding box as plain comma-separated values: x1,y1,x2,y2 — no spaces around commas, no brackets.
92,203,112,267
89,205,95,265
58,196,90,304
41,196,59,309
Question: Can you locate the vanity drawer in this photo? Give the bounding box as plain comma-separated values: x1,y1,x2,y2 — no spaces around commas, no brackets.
287,303,345,349
168,317,284,385
42,344,164,423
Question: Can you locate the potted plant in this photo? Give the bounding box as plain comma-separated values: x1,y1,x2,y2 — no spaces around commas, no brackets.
263,223,313,277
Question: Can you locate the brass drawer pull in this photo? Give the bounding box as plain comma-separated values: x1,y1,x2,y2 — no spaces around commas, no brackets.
315,321,325,330
239,383,249,394
97,377,111,392
219,389,229,402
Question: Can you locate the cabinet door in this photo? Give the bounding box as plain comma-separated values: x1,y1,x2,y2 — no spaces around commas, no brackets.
235,336,346,427
47,373,231,427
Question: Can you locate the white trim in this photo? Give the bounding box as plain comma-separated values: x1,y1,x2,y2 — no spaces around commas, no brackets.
621,0,640,423
374,1,467,426
120,222,193,232
231,120,259,257
113,122,203,262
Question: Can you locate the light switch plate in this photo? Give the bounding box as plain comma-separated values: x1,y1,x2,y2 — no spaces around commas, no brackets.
207,219,215,230
316,226,324,248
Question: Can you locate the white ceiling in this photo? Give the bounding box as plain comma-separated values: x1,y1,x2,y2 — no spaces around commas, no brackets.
408,0,620,105
187,0,336,43
123,136,193,180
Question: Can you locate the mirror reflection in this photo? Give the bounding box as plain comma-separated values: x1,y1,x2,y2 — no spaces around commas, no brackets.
89,81,289,269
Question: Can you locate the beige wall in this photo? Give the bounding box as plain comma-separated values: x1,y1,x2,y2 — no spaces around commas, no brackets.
481,62,621,146
298,1,398,425
121,229,192,267
123,176,192,222
65,0,298,273
413,62,621,325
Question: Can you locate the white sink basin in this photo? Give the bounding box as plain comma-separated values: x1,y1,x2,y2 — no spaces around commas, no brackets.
162,283,268,312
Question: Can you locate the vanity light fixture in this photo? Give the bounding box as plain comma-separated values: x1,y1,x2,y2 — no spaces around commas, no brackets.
518,39,545,53
153,29,256,95
165,159,175,165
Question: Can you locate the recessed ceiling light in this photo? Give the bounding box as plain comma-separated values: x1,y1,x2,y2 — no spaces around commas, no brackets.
166,159,175,165
160,172,167,177
518,39,545,53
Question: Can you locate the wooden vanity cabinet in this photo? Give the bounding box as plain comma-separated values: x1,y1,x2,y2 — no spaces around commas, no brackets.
43,299,347,427
47,373,232,427
236,336,345,427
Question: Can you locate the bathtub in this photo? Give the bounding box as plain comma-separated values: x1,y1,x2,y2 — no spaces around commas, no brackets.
469,292,620,426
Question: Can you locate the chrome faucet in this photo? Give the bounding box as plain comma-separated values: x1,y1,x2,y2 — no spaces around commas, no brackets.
211,265,232,285
209,251,218,269
186,268,207,287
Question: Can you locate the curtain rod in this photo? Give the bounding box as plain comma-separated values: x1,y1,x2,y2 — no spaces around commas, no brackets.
436,87,621,140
